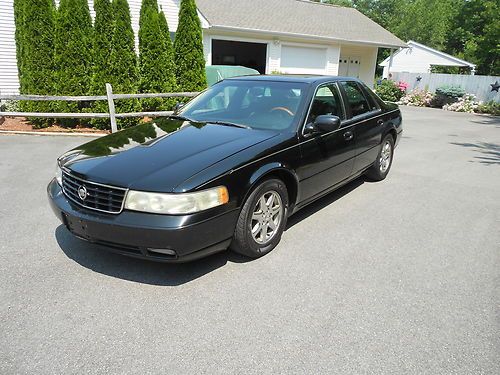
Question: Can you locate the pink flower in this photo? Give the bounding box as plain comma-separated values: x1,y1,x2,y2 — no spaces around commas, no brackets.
397,81,409,92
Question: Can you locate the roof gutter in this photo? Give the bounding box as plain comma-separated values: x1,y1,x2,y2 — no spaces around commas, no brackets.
206,25,408,49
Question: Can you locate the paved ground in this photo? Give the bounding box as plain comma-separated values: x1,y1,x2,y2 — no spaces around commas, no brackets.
0,107,499,374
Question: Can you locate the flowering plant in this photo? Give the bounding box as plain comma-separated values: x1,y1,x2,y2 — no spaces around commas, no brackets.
443,94,480,113
397,81,409,92
400,89,434,107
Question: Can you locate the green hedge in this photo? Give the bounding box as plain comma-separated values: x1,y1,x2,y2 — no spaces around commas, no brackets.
174,0,207,92
375,80,405,102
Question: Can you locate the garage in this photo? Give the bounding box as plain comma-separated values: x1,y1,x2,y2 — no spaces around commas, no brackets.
280,45,327,74
211,39,267,74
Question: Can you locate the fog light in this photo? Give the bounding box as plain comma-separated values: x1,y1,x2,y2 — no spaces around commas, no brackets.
147,248,177,256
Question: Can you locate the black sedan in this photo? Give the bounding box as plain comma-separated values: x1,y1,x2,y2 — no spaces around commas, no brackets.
48,75,402,262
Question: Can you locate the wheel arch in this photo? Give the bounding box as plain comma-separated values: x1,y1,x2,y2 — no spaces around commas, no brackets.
243,163,299,212
383,126,398,144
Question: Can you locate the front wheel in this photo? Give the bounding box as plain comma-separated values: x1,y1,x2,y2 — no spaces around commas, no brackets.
230,179,288,258
365,134,394,181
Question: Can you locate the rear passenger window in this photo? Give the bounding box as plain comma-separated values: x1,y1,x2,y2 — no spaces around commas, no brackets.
306,84,344,124
340,81,372,117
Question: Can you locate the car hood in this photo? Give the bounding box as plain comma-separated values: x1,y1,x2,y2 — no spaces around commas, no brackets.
61,118,279,192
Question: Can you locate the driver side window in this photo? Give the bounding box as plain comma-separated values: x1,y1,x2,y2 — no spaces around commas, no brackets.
307,84,344,124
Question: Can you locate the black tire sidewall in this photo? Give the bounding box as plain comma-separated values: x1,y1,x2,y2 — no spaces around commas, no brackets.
368,134,395,181
234,179,289,257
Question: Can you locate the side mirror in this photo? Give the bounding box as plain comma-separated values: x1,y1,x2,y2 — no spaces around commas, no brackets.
305,115,341,135
173,102,185,114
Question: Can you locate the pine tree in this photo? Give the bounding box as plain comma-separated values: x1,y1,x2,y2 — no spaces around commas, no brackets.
174,0,207,92
90,0,114,128
109,0,140,128
54,0,93,126
139,5,177,110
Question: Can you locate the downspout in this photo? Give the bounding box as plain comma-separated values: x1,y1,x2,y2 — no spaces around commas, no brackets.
387,48,395,79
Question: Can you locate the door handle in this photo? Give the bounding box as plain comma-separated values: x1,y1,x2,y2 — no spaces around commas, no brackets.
343,131,354,141
377,119,384,126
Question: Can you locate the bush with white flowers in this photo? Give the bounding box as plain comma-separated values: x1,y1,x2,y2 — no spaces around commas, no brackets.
443,94,480,113
400,89,434,107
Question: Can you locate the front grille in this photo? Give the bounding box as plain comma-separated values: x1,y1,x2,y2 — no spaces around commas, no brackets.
62,170,127,214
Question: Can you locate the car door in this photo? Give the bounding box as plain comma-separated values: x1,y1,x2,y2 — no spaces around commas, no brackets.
339,81,383,174
297,82,356,203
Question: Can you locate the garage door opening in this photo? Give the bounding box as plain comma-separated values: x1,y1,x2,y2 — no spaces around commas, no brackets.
212,40,267,74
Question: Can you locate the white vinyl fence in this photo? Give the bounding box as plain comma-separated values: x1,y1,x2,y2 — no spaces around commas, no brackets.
0,83,199,133
391,72,500,103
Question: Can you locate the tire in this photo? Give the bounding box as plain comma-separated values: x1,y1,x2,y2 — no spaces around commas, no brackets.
365,134,395,181
230,178,289,258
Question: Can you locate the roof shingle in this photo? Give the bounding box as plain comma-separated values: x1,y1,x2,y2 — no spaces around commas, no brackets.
196,0,406,48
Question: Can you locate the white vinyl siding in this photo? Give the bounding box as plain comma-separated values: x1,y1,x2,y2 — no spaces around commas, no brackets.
0,0,19,94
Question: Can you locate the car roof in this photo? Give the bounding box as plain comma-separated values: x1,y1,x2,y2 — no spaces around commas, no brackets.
224,74,362,85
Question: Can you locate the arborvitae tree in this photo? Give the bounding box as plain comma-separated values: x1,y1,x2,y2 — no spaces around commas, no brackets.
109,0,140,128
21,0,56,127
91,0,114,94
174,0,207,92
54,0,93,126
157,9,177,108
139,6,177,110
139,0,158,23
13,0,26,94
90,0,114,128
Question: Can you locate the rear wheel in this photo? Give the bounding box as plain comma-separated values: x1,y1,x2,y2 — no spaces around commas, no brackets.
230,179,288,258
365,134,394,181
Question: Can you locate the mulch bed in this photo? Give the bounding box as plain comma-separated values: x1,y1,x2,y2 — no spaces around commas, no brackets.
0,117,109,134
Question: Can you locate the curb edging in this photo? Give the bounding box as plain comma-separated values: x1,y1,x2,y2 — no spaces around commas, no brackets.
0,130,106,137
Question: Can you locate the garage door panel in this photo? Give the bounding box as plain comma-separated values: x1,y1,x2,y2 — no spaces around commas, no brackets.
280,45,327,74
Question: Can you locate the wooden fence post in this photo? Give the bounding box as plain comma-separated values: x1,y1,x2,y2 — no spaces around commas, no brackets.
105,83,118,133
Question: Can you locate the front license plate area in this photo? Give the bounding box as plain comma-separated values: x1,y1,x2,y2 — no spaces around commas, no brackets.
64,214,90,240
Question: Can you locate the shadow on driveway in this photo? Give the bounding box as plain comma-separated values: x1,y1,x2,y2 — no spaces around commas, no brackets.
450,141,500,165
55,225,249,286
56,177,366,285
287,177,365,229
470,115,500,128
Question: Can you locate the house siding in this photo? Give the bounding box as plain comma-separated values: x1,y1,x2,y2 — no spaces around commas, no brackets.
381,43,475,77
0,0,19,95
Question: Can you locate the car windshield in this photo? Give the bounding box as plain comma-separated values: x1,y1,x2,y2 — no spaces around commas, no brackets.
179,80,308,130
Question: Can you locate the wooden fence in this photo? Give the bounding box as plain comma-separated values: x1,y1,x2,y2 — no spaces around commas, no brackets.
0,83,199,133
391,72,500,103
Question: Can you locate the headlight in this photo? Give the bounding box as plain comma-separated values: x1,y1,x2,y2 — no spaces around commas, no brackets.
55,163,63,186
124,186,229,214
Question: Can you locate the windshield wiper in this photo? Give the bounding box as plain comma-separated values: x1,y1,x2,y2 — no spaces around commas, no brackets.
208,121,251,129
168,114,195,122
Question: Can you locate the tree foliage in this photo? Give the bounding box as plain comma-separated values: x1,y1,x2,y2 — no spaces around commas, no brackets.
90,0,114,128
314,0,499,76
174,0,207,92
54,0,93,126
13,0,56,127
109,0,141,128
91,0,114,95
13,0,26,93
138,1,177,110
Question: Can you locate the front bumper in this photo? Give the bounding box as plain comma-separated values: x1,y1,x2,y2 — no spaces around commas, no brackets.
47,179,239,262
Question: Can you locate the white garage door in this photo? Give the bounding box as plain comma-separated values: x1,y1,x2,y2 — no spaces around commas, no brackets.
280,45,327,74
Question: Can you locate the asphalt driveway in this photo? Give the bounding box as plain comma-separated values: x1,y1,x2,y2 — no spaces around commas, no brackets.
0,107,499,374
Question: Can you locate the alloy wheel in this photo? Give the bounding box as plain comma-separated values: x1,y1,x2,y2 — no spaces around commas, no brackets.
379,141,392,173
250,191,283,245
